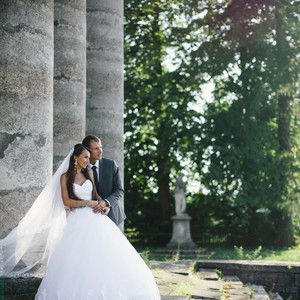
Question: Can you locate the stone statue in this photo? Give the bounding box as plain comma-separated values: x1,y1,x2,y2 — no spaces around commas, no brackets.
167,172,196,250
175,173,186,215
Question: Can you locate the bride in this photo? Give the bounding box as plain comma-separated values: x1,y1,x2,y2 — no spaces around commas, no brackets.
0,144,160,300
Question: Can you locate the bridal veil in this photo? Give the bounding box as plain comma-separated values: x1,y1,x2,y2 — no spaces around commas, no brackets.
0,150,73,277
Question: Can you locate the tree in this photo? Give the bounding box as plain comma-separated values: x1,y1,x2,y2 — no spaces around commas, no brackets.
124,0,300,246
124,0,200,245
272,0,300,245
180,0,300,245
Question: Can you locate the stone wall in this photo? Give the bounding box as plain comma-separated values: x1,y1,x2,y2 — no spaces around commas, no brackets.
195,260,300,300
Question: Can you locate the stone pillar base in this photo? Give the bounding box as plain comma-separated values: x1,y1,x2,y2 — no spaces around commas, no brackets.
167,214,197,250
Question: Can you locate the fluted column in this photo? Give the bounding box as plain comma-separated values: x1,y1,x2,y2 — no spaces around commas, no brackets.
53,0,86,167
0,0,54,237
86,0,124,171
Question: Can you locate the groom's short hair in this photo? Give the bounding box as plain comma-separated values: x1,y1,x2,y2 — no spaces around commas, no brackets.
82,135,101,151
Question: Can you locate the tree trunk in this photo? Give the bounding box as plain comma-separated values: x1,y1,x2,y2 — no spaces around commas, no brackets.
157,156,172,216
152,3,172,216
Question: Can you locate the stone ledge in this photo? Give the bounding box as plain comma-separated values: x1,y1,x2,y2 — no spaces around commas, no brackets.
195,260,300,300
0,277,41,300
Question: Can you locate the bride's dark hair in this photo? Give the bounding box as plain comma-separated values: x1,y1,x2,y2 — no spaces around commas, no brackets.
66,144,92,199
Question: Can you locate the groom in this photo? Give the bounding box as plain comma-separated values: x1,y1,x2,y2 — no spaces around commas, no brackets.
82,135,126,226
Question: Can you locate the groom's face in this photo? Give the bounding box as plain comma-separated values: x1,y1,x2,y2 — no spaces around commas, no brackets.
89,140,103,164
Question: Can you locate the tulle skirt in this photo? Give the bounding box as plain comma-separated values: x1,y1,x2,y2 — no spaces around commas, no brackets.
35,207,160,300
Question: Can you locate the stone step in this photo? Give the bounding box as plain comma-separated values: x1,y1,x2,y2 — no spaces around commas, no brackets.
223,275,243,284
269,292,283,300
151,260,192,275
153,262,222,299
189,278,222,299
197,268,219,280
222,275,251,300
222,276,274,300
194,260,299,300
250,285,271,300
161,297,190,300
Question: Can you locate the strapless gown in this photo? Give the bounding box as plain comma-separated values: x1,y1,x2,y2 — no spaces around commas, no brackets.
35,180,160,300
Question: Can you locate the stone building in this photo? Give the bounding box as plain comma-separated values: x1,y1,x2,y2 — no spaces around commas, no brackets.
0,0,124,238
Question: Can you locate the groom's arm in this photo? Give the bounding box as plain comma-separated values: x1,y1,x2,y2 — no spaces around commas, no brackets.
106,160,124,207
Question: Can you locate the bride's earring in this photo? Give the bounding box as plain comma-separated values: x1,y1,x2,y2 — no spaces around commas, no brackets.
74,160,78,173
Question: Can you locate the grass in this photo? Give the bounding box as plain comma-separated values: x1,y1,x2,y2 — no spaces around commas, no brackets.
137,243,300,262
206,244,300,261
151,266,203,297
169,273,201,296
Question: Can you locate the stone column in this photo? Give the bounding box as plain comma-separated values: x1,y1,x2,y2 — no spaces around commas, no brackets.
86,0,124,171
0,0,54,238
53,0,86,167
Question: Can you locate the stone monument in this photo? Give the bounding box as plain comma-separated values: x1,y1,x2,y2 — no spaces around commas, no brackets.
167,173,197,250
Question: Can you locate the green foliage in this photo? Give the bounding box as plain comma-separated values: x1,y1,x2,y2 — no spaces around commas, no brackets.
171,249,180,262
135,243,300,261
124,0,300,247
234,245,263,260
124,0,201,245
140,249,151,268
215,269,223,280
181,0,300,246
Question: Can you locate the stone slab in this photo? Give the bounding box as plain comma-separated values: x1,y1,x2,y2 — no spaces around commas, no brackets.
226,286,250,295
154,271,187,295
189,279,222,299
161,297,190,300
252,295,270,300
223,276,242,283
227,296,251,300
269,292,283,300
151,260,192,275
250,284,270,300
197,268,219,280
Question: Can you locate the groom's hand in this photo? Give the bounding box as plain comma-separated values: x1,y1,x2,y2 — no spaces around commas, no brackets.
93,199,107,213
101,206,110,216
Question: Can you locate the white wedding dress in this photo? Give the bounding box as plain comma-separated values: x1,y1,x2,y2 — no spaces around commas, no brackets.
35,180,160,300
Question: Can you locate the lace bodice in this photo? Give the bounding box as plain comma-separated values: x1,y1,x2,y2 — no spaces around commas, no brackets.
73,180,93,200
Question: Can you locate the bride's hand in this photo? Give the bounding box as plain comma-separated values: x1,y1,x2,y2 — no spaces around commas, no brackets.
89,200,98,208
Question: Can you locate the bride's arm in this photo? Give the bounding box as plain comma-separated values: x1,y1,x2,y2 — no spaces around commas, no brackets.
88,170,110,215
60,174,97,208
88,170,108,207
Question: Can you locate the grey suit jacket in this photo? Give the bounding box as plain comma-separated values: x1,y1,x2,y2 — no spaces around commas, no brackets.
95,158,126,225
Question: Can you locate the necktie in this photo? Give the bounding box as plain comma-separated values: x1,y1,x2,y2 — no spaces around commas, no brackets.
92,165,100,194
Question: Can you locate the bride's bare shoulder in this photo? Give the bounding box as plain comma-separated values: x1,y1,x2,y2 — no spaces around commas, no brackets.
60,173,68,181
